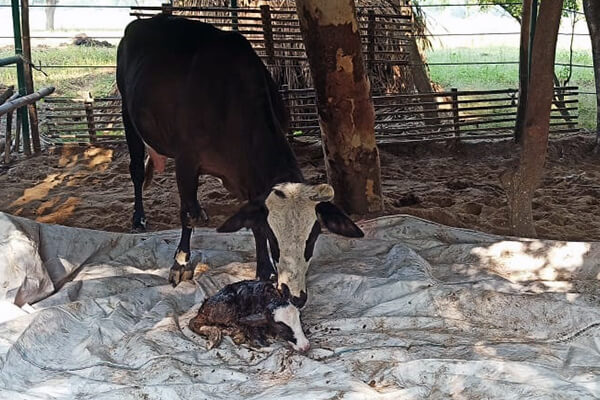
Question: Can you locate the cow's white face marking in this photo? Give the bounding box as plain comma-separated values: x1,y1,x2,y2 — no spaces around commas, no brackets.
273,304,310,352
264,183,334,300
175,250,188,265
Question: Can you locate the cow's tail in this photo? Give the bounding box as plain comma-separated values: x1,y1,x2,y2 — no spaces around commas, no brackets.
143,155,154,190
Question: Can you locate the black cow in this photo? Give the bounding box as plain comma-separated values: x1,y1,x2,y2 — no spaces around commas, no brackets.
116,15,363,307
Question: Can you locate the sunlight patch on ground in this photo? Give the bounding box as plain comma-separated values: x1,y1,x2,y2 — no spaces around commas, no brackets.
471,241,592,281
36,196,80,225
10,174,66,208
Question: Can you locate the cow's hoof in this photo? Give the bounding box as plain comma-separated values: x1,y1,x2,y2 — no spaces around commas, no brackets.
169,262,194,286
131,217,147,233
131,225,146,234
200,207,208,224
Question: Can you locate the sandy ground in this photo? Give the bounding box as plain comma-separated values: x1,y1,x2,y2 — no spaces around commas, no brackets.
1,134,599,241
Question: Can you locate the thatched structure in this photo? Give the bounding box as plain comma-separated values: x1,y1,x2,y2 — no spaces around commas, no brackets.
172,0,435,95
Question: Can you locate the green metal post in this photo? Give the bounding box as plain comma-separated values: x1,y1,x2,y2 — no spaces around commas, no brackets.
11,0,31,155
230,0,238,31
527,0,538,80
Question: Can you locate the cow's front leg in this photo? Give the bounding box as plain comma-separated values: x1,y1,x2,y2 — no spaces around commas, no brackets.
169,160,209,286
252,227,277,281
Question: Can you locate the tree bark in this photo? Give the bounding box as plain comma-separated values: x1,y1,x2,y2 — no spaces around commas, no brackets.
45,0,58,31
500,0,564,237
514,0,532,143
583,0,600,148
295,0,383,214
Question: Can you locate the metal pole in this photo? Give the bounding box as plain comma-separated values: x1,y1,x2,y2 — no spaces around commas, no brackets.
0,55,22,67
527,0,538,80
11,0,31,156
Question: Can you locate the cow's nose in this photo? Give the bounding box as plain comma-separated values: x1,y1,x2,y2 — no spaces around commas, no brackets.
299,342,310,353
291,291,307,308
294,341,310,353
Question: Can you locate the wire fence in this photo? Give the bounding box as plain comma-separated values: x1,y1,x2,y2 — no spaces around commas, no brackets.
0,1,596,136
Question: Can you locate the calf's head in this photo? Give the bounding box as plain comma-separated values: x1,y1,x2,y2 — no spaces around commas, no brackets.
217,183,364,307
240,291,310,353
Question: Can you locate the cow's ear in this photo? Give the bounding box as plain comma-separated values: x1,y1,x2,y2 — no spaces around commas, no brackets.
217,202,266,232
239,313,268,326
315,201,364,238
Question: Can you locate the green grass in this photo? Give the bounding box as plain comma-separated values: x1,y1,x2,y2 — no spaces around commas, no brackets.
0,44,596,129
0,45,117,97
425,46,596,130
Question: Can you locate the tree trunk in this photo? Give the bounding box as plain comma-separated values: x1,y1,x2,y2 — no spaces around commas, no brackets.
295,0,383,214
514,0,532,143
408,34,440,125
583,0,600,148
500,0,564,237
45,0,58,31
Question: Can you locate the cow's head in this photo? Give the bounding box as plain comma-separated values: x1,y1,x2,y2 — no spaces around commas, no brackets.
217,183,363,307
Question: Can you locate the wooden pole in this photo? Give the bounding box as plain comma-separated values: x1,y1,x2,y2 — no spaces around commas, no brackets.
231,0,238,31
260,5,275,65
0,86,15,105
4,92,18,163
14,108,21,153
5,111,13,163
451,88,460,138
20,0,41,154
84,93,97,144
11,0,31,156
367,10,375,72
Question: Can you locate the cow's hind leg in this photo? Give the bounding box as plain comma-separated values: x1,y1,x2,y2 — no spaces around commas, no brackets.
170,159,209,285
123,105,147,232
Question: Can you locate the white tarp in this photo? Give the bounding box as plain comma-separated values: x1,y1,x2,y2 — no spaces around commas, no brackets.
0,211,599,399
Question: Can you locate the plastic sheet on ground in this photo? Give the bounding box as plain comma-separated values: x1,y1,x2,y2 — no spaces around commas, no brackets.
0,211,599,399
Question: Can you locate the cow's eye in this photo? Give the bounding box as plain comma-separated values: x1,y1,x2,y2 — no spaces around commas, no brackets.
273,189,286,199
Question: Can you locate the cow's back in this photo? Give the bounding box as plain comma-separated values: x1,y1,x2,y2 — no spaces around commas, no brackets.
117,16,299,199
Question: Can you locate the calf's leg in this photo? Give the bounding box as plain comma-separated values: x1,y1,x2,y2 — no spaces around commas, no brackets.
169,158,209,285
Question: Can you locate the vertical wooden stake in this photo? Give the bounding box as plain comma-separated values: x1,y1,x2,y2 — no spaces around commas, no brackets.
451,88,460,139
281,84,290,136
84,93,96,144
231,0,238,31
21,0,41,154
261,5,275,65
15,107,22,153
162,2,172,15
367,10,375,72
5,111,12,163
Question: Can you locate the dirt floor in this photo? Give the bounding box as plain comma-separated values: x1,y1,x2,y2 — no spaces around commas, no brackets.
1,134,599,241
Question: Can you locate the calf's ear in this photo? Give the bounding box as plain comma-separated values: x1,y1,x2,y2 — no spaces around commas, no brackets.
217,202,266,232
315,201,364,238
239,313,268,326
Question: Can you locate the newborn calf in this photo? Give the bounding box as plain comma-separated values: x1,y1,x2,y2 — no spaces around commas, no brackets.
189,280,310,352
